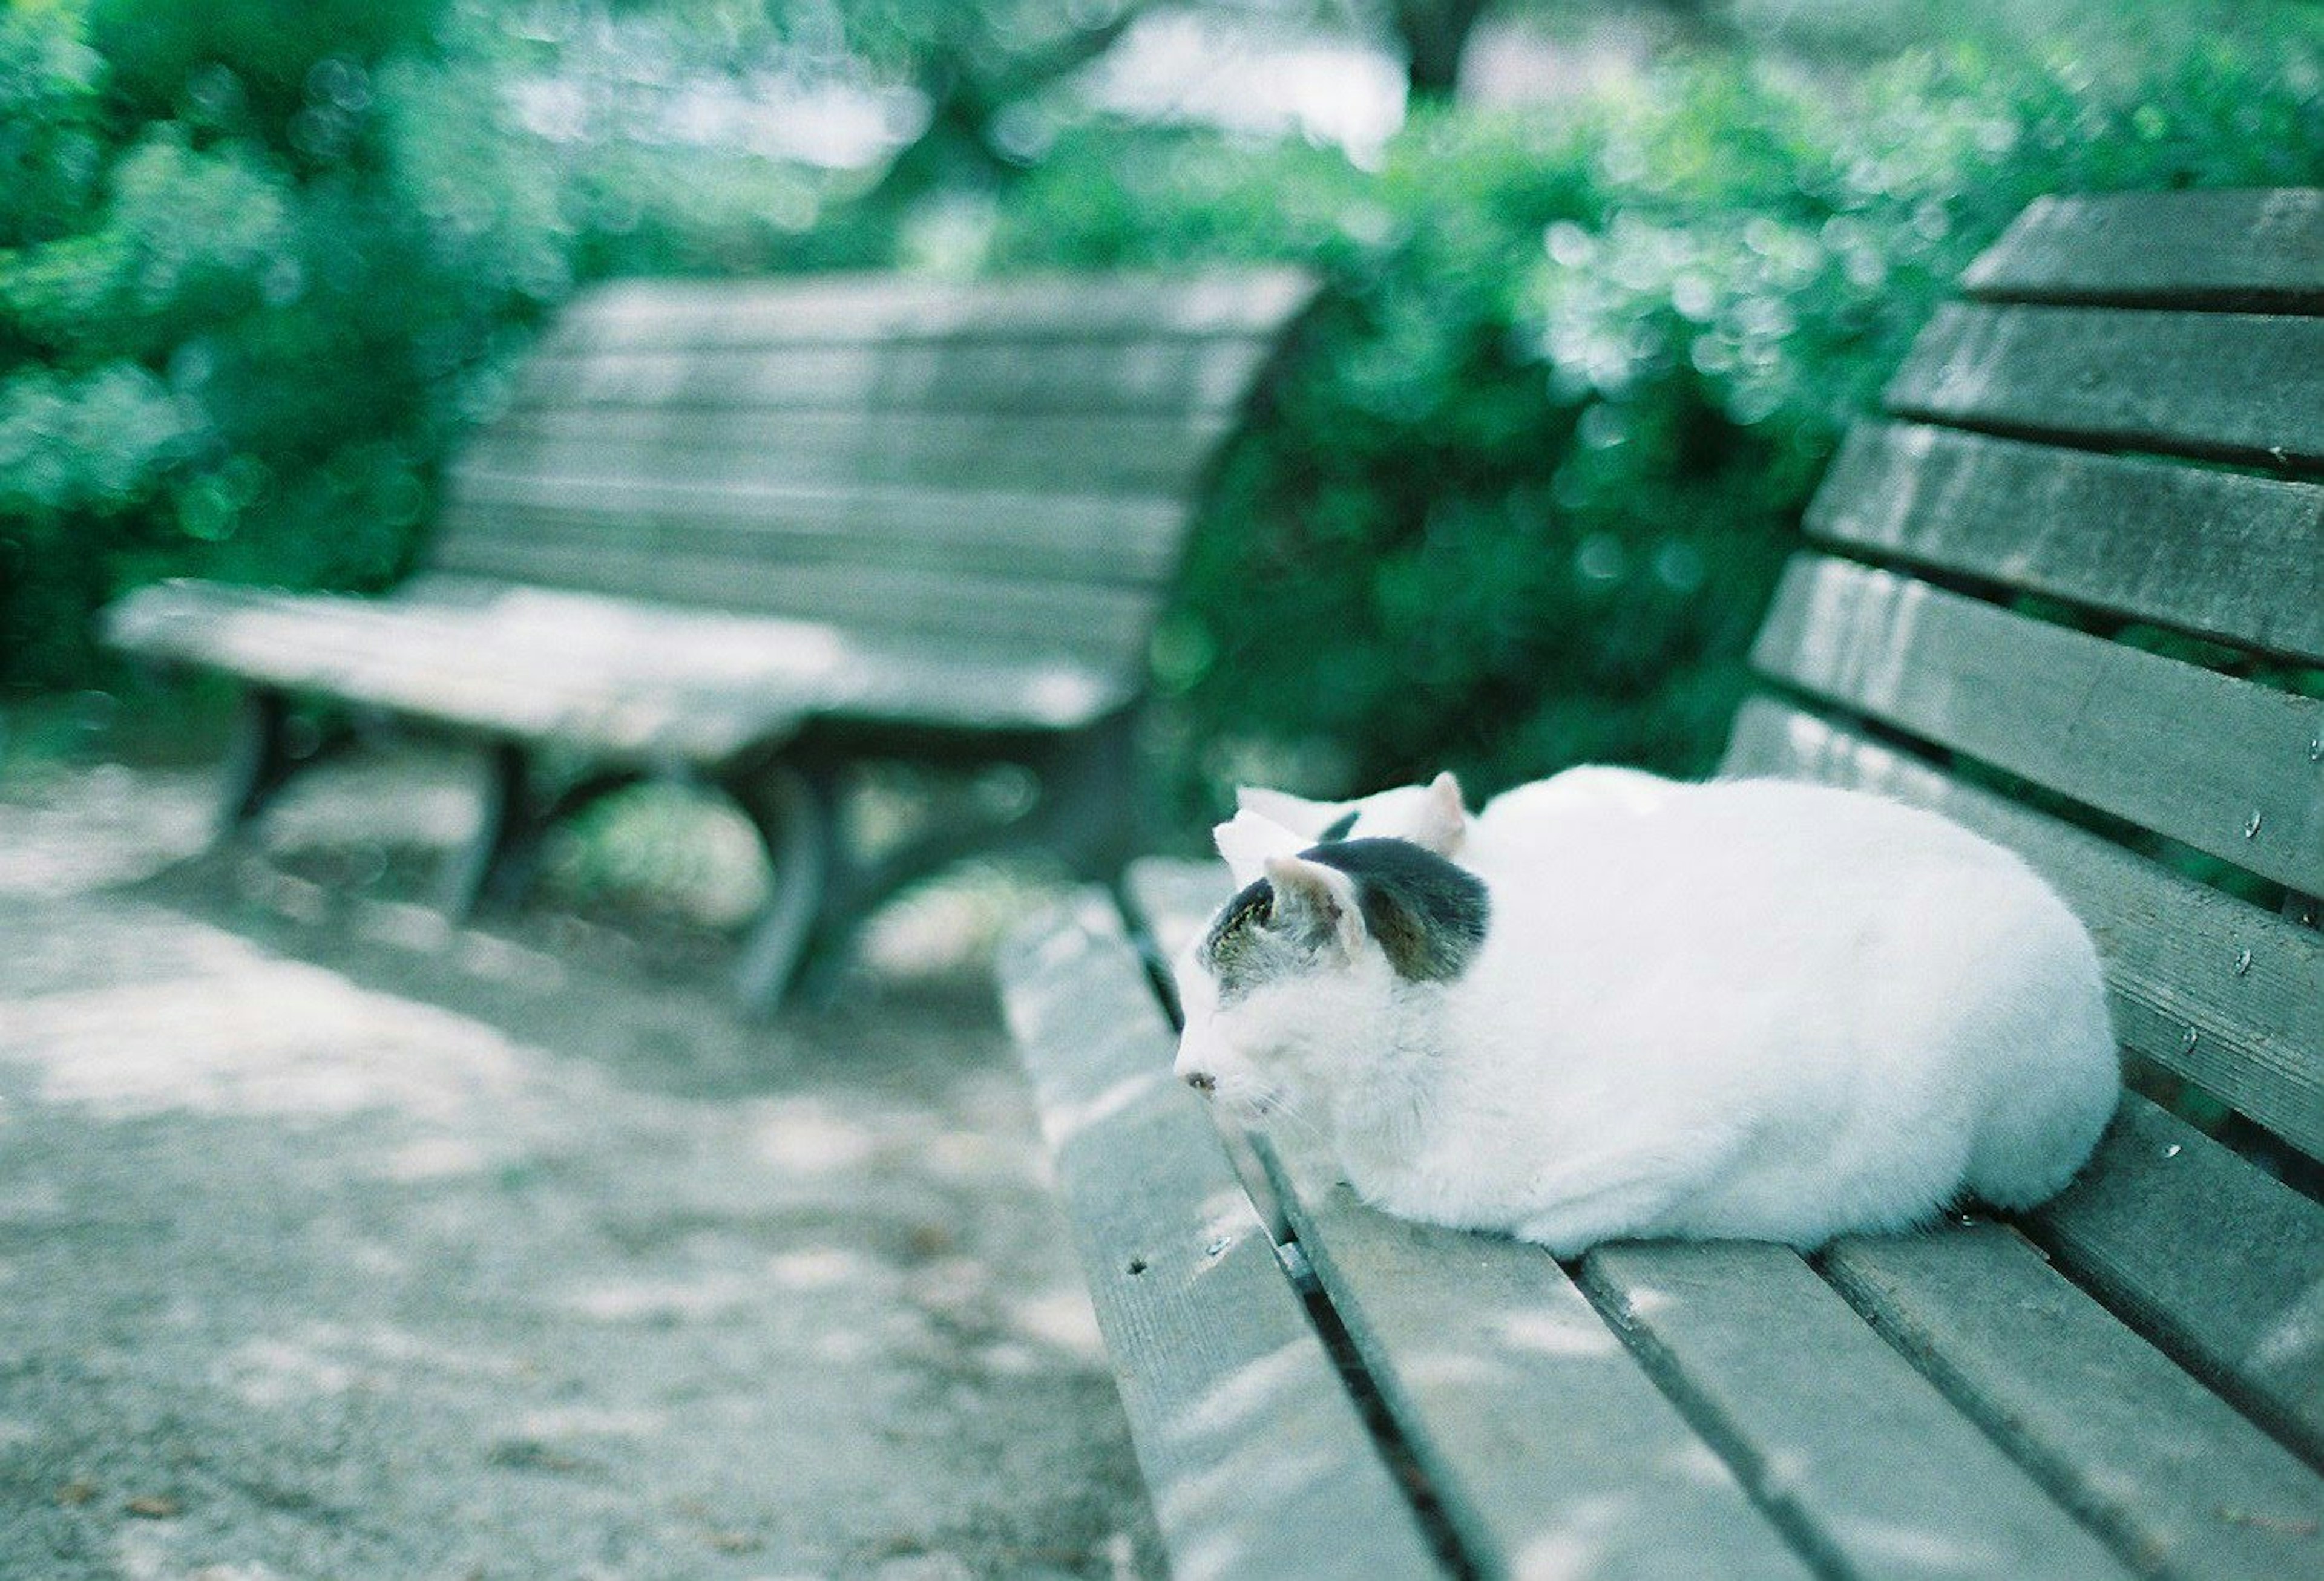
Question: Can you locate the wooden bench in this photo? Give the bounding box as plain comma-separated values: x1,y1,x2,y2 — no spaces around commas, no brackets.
1000,189,2324,1578
104,267,1314,1011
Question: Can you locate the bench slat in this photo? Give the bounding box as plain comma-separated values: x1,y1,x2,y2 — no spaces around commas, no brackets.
554,268,1317,352
2031,1096,2324,1467
1805,422,2324,664
518,335,1283,420
1724,702,2324,1459
105,581,1132,752
1963,190,2324,313
424,537,1158,663
1000,893,1444,1581
462,407,1233,499
435,470,1189,587
1822,1223,2324,1577
1884,303,2324,468
1577,1240,2132,1579
1281,1187,1813,1580
1751,552,2324,897
1721,697,2324,1162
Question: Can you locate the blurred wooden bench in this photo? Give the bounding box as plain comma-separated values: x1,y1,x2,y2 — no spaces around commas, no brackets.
105,267,1313,1012
1000,189,2324,1577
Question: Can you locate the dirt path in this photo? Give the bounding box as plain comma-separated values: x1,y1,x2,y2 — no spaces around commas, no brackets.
0,750,1158,1579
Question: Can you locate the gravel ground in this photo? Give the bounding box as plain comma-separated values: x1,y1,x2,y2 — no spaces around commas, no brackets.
0,746,1160,1580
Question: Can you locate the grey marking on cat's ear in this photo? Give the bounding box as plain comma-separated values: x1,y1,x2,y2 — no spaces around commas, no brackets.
1304,837,1490,983
1318,808,1360,842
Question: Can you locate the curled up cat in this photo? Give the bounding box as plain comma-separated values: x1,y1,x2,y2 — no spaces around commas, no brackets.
1173,770,2120,1257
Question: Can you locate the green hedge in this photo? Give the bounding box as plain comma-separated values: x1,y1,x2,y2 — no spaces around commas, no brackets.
8,3,2323,834
991,31,2324,825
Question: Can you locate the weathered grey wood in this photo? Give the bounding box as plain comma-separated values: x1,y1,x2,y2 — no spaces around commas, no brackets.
730,763,834,1023
437,470,1189,577
461,405,1233,499
1884,303,2324,468
1805,422,2324,664
1276,1186,1811,1580
1577,1240,2131,1579
1963,189,2324,313
1751,552,2324,897
2029,1096,2324,1465
999,893,1443,1581
550,267,1317,352
1719,698,2324,1162
1126,857,1236,963
1822,1223,2324,1579
514,335,1282,420
105,580,1137,753
424,537,1161,661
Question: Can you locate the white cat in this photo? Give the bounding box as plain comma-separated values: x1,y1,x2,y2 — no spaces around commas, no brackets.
1236,765,1677,869
1177,774,2119,1257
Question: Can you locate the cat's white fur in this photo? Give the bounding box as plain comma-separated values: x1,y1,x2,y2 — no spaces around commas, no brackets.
1178,774,2118,1255
1238,765,1677,867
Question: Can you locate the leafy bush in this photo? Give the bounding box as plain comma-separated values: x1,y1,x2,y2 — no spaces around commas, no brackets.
993,25,2324,826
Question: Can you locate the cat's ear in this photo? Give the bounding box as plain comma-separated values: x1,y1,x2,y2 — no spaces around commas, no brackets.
1264,852,1367,958
1214,808,1307,890
1405,771,1469,858
1236,785,1349,839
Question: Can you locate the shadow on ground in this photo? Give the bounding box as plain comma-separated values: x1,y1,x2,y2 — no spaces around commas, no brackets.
0,747,1161,1580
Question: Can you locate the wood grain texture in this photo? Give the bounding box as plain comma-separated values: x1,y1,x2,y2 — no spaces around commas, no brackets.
999,891,1442,1581
1719,698,2324,1178
1751,552,2324,897
548,267,1318,353
513,335,1281,419
1805,422,2324,664
1823,1222,2324,1579
1963,190,2324,313
460,405,1235,499
1579,1240,2129,1580
2029,1096,2324,1468
1883,303,2324,468
1281,1188,1811,1580
433,470,1189,586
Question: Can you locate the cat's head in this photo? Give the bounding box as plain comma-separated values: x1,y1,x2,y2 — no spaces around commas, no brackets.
1235,771,1469,859
1173,813,1491,1116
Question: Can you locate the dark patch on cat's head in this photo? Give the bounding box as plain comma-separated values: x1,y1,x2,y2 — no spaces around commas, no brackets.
1302,837,1490,983
1317,807,1360,842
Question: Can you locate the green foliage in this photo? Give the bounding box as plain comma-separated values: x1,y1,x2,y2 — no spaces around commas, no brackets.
991,25,2324,818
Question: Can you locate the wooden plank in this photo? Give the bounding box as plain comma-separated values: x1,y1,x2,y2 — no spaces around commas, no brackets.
1883,303,2324,468
1963,189,2324,313
550,267,1317,353
1805,422,2324,664
422,536,1161,664
998,891,1444,1581
1578,1240,2130,1580
464,406,1235,498
513,334,1282,420
1823,1222,2324,1578
1751,552,2324,897
1719,698,2324,1163
1125,857,1234,963
103,580,1136,751
2029,1095,2324,1467
432,470,1190,588
1280,1185,1811,1580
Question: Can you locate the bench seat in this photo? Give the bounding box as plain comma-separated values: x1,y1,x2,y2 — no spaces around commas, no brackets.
1001,190,2324,1577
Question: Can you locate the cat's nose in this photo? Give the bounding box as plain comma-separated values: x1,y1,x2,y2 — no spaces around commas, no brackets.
1183,1071,1216,1095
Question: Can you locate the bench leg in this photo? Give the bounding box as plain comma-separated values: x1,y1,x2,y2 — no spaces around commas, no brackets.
216,686,296,842
730,763,836,1020
442,741,531,920
1037,706,1141,889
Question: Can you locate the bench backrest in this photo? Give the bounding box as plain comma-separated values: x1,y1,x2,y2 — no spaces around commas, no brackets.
427,268,1315,675
1727,188,2324,1177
